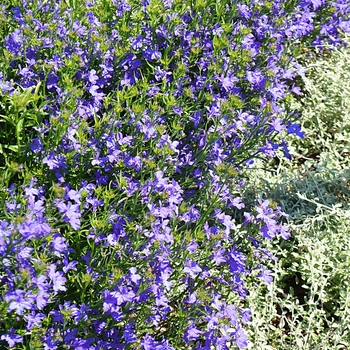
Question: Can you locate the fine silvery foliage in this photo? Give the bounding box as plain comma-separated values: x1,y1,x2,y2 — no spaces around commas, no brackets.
286,34,350,166
243,34,350,349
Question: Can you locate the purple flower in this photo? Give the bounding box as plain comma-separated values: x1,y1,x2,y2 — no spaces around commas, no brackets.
1,328,23,348
339,19,350,33
5,290,32,315
218,74,239,92
36,291,49,310
16,246,33,259
231,197,245,209
181,205,200,223
65,189,81,204
259,140,278,157
51,234,68,256
0,76,14,95
71,303,90,323
187,240,198,253
228,249,246,274
4,29,23,55
240,309,251,324
148,203,173,220
64,328,79,344
43,152,67,171
33,275,48,292
18,219,51,239
185,291,197,304
268,83,286,101
86,197,104,212
124,322,137,344
258,267,273,284
256,199,273,220
246,69,266,90
89,85,105,103
184,323,203,343
131,34,144,50
242,33,261,57
147,85,160,97
159,269,173,291
151,284,170,307
260,222,278,240
287,123,304,138
42,333,58,349
129,267,141,285
279,224,291,240
269,118,286,133
190,110,202,128
212,248,227,266
30,137,44,153
88,69,99,84
237,4,252,19
140,335,175,350
215,210,234,236
184,258,202,278
290,84,302,95
119,53,142,70
62,258,78,274
235,327,248,349
142,48,161,61
12,6,25,25
124,155,142,171
280,139,292,160
48,264,67,294
71,338,95,349
205,102,221,117
46,74,60,93
111,286,136,306
55,200,81,230
24,312,45,331
154,65,172,82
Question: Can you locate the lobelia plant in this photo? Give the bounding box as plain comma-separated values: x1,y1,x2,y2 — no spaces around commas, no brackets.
0,0,349,349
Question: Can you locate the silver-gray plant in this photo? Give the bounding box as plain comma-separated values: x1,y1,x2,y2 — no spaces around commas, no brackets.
242,34,350,350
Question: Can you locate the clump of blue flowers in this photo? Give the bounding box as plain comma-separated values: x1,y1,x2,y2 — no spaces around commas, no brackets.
0,0,349,348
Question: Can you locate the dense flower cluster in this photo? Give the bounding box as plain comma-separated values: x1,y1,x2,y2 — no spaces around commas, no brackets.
0,0,349,348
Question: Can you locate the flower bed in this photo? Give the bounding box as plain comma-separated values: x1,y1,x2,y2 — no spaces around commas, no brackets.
0,0,349,348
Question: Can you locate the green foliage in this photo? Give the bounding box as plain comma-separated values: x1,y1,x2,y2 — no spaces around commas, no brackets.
0,83,48,186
